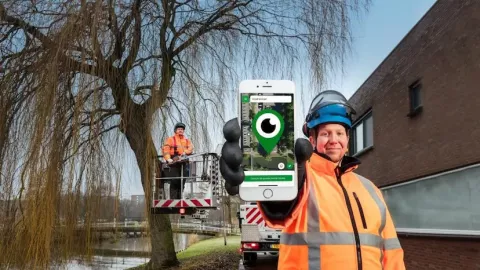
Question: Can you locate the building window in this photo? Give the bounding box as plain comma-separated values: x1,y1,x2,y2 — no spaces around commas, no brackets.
381,163,480,235
408,80,423,117
349,112,373,156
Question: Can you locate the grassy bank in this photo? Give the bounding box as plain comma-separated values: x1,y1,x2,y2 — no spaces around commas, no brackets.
130,236,241,270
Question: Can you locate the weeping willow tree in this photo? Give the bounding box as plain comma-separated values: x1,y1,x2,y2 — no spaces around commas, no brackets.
0,0,370,269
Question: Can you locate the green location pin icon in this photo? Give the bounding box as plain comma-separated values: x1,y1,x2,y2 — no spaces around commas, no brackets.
252,109,285,155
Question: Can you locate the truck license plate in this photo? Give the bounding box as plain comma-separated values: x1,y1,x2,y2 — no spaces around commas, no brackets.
271,244,279,249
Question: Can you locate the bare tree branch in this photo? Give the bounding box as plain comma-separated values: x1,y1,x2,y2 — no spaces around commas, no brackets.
121,0,142,72
0,0,370,267
173,1,253,56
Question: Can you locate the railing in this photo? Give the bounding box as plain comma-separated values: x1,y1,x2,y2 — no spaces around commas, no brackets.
68,221,240,235
154,152,221,201
171,222,241,235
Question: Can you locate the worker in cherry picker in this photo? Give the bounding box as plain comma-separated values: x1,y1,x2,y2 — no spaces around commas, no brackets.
162,122,194,199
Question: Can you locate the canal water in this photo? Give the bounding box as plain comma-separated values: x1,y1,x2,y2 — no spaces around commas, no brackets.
58,233,212,269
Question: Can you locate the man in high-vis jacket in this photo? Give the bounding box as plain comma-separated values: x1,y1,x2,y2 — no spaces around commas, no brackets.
220,90,405,270
162,122,194,199
162,122,193,163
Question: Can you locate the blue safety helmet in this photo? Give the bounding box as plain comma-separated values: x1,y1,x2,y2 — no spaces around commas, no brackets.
302,90,356,137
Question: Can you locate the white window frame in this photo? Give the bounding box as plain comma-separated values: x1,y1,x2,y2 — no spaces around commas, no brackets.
350,111,373,156
381,162,480,237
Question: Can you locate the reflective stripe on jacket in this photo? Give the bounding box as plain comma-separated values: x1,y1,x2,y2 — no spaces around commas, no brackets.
162,135,193,160
257,153,405,270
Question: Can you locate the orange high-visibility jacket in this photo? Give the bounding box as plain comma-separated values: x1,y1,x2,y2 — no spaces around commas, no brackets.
162,135,193,160
258,153,405,270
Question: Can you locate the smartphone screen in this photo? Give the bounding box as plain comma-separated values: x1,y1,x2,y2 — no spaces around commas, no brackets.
240,93,295,187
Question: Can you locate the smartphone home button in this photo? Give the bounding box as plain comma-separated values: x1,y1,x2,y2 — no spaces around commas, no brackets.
263,189,273,199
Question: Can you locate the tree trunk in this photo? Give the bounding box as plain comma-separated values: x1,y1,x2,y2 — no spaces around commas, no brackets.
122,108,178,269
226,197,232,225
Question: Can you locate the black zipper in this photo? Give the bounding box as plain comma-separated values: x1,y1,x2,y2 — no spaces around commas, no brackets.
335,168,362,270
353,192,368,229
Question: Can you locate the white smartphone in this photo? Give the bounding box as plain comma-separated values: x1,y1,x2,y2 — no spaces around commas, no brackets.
238,80,298,201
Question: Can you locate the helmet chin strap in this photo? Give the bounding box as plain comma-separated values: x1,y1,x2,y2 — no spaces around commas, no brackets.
311,135,329,160
313,143,344,166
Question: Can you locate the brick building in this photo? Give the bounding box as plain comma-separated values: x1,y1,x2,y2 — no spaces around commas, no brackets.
347,1,480,269
131,194,145,205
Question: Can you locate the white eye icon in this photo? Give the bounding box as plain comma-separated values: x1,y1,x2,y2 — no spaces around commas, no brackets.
256,113,281,138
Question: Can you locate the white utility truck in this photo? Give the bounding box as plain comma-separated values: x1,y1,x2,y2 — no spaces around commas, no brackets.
238,202,281,266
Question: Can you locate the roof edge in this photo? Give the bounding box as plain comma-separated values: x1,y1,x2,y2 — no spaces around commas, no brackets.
348,1,440,101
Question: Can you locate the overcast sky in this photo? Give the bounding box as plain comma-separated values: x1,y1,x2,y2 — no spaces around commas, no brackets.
120,0,437,198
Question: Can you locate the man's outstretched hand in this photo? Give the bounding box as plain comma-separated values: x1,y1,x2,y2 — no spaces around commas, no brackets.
220,118,313,196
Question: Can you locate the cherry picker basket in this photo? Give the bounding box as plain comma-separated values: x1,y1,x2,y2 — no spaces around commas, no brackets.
151,152,222,215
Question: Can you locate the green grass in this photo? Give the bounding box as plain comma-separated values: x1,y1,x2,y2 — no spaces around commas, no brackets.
177,236,240,260
128,236,241,270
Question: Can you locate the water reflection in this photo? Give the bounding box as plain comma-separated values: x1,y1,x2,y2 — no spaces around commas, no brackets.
95,236,151,253
94,233,211,252
58,256,149,270
61,233,212,269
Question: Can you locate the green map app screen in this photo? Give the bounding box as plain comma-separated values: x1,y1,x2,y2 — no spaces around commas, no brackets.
240,93,295,187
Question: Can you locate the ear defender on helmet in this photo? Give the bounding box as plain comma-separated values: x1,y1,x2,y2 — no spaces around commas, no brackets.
302,111,316,137
302,122,309,137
